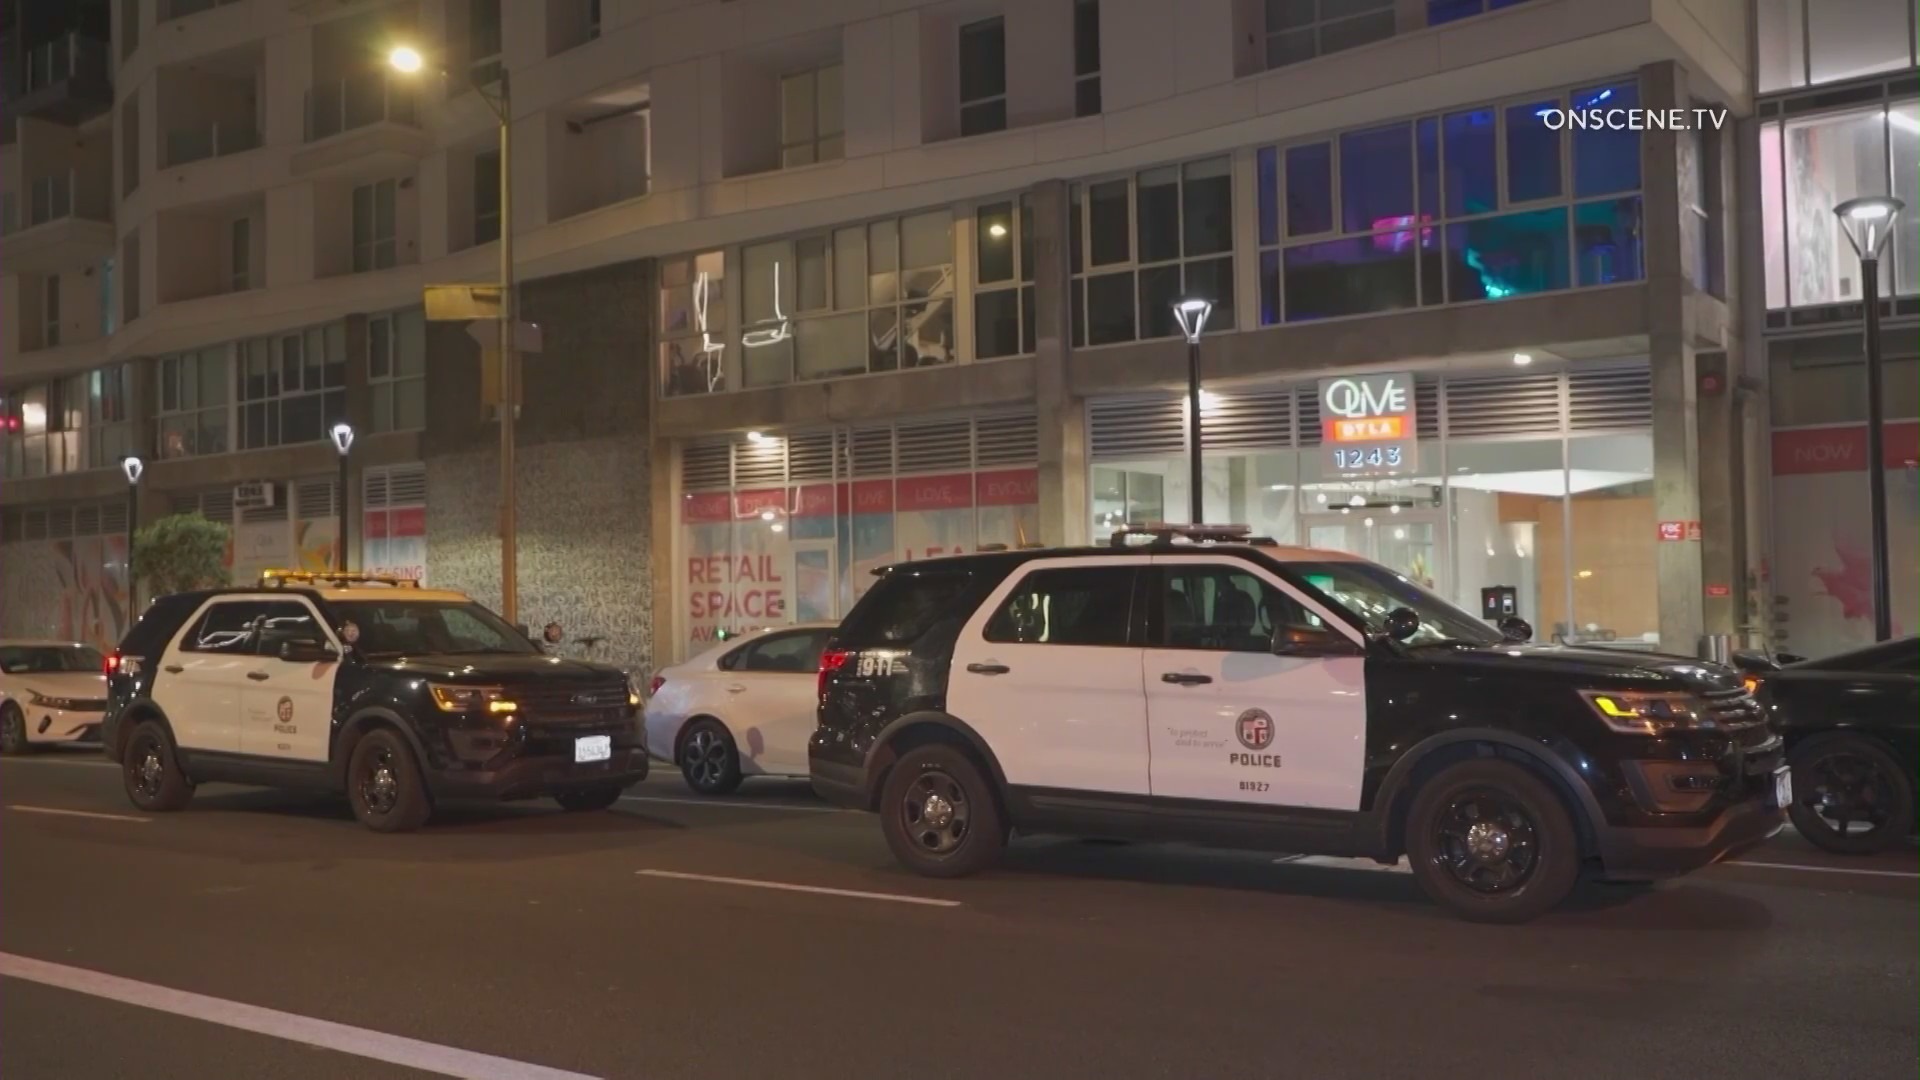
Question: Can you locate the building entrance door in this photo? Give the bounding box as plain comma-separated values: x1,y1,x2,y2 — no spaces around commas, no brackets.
791,541,837,623
1303,511,1447,597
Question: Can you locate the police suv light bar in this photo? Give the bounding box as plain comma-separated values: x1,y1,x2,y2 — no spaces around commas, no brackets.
1109,523,1275,548
260,569,423,589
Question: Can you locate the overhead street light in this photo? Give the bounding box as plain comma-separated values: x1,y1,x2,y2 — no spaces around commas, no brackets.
1173,298,1214,524
331,422,355,571
121,455,143,607
1832,194,1906,642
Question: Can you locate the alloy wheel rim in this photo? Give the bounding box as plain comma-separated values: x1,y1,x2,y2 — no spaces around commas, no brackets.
2,709,21,749
901,770,971,856
132,741,164,799
1800,751,1895,838
684,730,727,788
1432,788,1540,894
360,748,399,816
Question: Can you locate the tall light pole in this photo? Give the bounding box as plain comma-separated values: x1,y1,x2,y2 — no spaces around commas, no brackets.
391,44,518,621
1173,298,1213,524
1833,194,1905,642
120,455,143,608
330,422,355,571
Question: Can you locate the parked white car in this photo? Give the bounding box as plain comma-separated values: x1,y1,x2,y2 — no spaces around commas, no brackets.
0,640,110,754
644,623,836,794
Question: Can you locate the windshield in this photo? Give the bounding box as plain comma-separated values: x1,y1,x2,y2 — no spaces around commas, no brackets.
329,601,537,658
1284,560,1502,647
0,645,105,674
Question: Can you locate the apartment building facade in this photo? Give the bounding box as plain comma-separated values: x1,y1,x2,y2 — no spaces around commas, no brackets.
0,0,1911,673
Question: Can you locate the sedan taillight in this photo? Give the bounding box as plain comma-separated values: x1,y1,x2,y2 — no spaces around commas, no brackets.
648,675,666,696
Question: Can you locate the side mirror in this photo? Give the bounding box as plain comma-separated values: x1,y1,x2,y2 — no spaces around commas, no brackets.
279,639,340,664
1272,624,1362,658
1383,607,1421,642
1777,652,1807,666
1498,616,1533,643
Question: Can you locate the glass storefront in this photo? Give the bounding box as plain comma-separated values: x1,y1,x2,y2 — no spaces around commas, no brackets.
1087,365,1660,648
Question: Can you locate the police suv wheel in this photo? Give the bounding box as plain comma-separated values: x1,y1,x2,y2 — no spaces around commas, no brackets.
880,745,1005,878
1405,759,1581,924
554,784,624,812
122,721,193,813
0,703,30,755
347,729,432,833
679,719,743,795
1787,733,1913,855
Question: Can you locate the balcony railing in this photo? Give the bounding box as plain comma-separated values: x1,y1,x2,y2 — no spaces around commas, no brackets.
165,121,263,167
21,33,108,93
305,73,420,143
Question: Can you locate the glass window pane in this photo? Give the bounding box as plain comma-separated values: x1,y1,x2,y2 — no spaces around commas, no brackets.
1448,438,1561,641
1428,0,1484,27
818,65,843,137
1340,123,1414,234
1086,271,1135,344
782,71,817,147
393,377,424,431
742,240,790,323
1285,142,1333,236
1257,147,1279,246
1284,238,1416,321
1182,156,1232,256
1020,195,1036,282
901,297,954,367
902,211,951,269
1071,277,1086,347
868,308,900,371
1808,0,1912,84
1505,101,1562,202
795,311,866,379
1784,106,1888,307
1137,166,1180,263
1137,264,1181,338
1089,179,1130,265
371,382,394,433
1761,121,1787,309
1069,185,1085,273
1444,108,1497,217
1266,28,1315,68
1574,197,1645,286
958,17,1006,103
1021,285,1036,354
369,318,391,378
977,202,1016,283
1076,77,1101,118
199,350,227,405
1893,101,1920,296
1268,0,1316,32
1757,0,1807,92
975,287,1022,358
1259,248,1280,325
1183,256,1234,331
1416,117,1439,221
833,225,865,309
1567,434,1658,647
1320,9,1394,55
1572,82,1641,196
868,218,898,273
1075,0,1102,76
795,235,829,312
960,98,1007,137
397,310,426,375
1444,207,1571,301
742,337,792,387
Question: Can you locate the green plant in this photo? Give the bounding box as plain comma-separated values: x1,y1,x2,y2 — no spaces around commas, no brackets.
132,513,232,596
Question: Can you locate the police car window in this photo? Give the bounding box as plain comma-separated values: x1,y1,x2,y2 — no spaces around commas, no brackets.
1161,566,1312,653
254,602,327,656
837,571,978,647
1287,560,1498,646
985,567,1135,646
183,601,273,654
740,630,829,673
329,601,537,657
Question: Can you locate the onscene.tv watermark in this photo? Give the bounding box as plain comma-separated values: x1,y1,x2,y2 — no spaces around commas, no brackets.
1538,107,1729,131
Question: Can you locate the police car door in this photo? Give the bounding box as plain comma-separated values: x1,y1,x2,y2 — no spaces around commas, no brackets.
154,597,267,753
239,598,340,762
1144,555,1365,812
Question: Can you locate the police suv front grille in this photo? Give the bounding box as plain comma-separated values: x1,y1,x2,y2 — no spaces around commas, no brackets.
507,679,629,714
1701,689,1764,730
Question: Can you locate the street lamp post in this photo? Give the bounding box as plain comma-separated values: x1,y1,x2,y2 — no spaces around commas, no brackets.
120,455,143,607
1173,298,1214,524
1833,195,1906,642
330,422,355,572
390,44,518,621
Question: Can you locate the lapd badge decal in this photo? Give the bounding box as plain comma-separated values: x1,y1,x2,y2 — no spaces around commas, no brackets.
1230,709,1282,769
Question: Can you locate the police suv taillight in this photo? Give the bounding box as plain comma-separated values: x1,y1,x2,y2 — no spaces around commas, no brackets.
817,648,851,699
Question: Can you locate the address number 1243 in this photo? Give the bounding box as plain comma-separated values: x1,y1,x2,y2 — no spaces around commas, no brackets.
1333,446,1403,469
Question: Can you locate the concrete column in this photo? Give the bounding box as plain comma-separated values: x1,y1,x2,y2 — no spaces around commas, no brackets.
1029,179,1087,547
647,434,679,669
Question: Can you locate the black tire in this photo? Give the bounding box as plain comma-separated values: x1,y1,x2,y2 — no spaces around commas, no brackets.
1405,758,1582,924
554,784,625,812
879,744,1006,878
346,728,432,833
678,719,742,795
0,703,31,756
122,720,193,813
1787,732,1914,855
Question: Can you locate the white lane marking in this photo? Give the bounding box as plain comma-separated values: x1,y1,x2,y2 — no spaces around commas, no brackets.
1269,853,1917,881
619,794,842,813
1273,855,1409,873
1726,860,1919,880
637,869,961,907
0,756,116,768
8,805,149,823
0,952,601,1080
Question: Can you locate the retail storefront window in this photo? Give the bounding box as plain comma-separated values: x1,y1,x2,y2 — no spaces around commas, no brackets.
1757,0,1916,93
1256,79,1643,324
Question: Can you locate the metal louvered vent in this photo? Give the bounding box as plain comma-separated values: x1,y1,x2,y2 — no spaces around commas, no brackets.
2,511,20,543
386,467,427,506
895,419,971,473
47,506,74,539
198,491,235,525
1297,392,1322,448
23,509,48,541
1415,378,1440,439
242,488,289,524
75,505,102,536
788,430,836,481
733,438,786,487
99,502,128,534
845,427,893,477
1568,365,1653,432
1444,374,1563,437
681,442,731,490
296,480,337,518
361,472,389,511
1090,397,1186,458
975,412,1039,466
1207,390,1292,451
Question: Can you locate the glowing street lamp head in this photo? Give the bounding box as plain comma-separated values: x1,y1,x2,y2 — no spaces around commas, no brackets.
1834,196,1906,259
1173,298,1213,344
330,422,355,456
388,45,426,75
121,455,144,486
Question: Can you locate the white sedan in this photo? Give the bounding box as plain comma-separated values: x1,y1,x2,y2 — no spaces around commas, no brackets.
0,640,111,754
644,623,836,794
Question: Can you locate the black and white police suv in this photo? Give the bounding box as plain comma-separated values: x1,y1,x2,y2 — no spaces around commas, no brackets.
100,570,648,831
810,525,1788,923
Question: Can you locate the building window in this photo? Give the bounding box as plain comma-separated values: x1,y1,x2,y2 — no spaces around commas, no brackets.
1069,156,1234,346
99,257,116,336
1426,0,1533,26
958,17,1007,136
1074,0,1101,118
230,217,252,291
474,150,501,245
121,0,140,59
1761,92,1920,313
367,310,427,432
157,346,231,459
122,230,140,324
1265,0,1395,70
352,179,397,272
659,251,729,396
1255,79,1643,325
237,327,347,450
42,275,60,348
87,364,132,468
468,0,504,87
121,98,139,197
1758,0,1917,94
781,65,844,167
975,196,1037,359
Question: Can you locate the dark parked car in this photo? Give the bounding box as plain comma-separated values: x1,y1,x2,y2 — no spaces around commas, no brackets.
1737,638,1918,854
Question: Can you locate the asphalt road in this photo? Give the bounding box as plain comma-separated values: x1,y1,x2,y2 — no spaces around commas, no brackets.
2,749,1915,1080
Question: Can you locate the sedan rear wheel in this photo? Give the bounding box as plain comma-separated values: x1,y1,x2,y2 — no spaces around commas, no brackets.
679,720,743,795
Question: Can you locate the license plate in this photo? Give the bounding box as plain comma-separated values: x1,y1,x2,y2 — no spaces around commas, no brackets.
574,735,612,764
1772,766,1792,809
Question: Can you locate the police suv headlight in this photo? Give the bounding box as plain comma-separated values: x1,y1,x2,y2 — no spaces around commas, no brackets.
430,684,517,714
1579,690,1705,735
626,676,645,708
